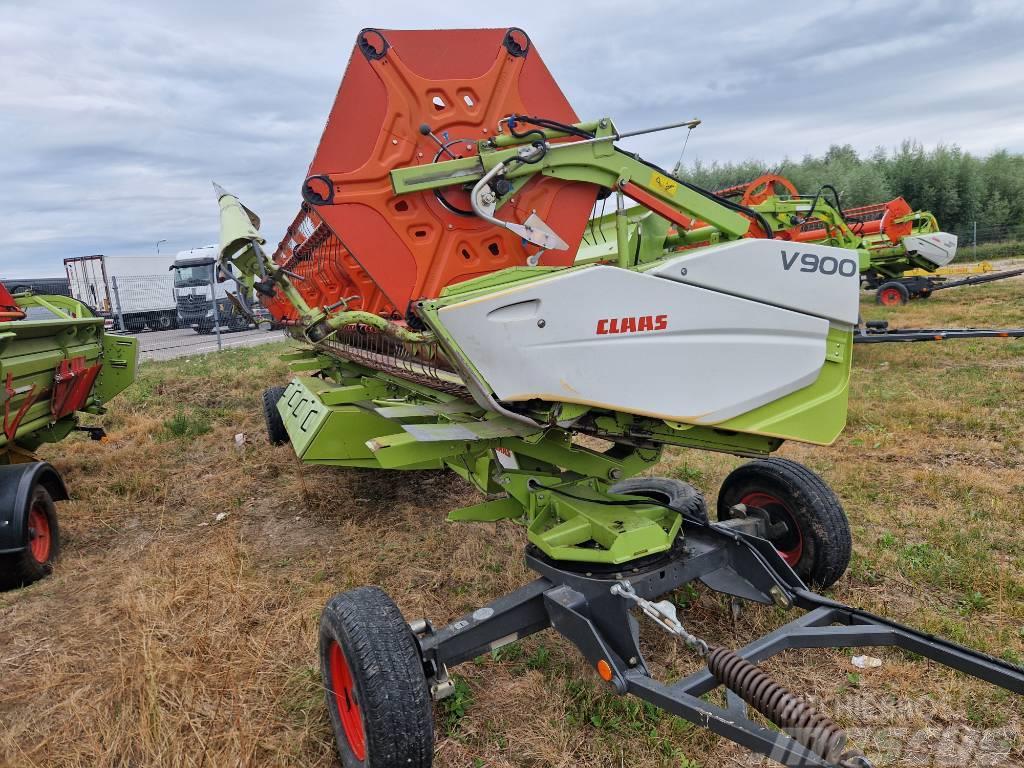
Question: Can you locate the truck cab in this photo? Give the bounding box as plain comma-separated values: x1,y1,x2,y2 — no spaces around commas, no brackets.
171,248,253,334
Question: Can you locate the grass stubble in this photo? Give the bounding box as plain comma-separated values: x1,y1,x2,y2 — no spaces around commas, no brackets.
1,275,1023,767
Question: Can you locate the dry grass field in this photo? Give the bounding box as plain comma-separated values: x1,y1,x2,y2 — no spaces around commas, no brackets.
2,275,1023,768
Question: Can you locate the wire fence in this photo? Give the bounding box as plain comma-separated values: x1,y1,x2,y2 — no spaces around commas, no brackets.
951,222,1024,263
59,272,286,363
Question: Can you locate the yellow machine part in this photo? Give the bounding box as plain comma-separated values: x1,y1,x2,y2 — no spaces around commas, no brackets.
903,261,993,278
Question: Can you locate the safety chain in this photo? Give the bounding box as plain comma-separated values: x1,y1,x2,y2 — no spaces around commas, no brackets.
610,580,709,657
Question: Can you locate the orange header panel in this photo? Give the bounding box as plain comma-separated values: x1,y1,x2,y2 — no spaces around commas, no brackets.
301,28,597,314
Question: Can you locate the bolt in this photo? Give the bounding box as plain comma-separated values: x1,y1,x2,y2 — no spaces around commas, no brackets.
628,656,638,666
537,319,546,328
769,585,793,609
609,468,622,480
447,224,454,230
392,138,398,145
680,267,688,276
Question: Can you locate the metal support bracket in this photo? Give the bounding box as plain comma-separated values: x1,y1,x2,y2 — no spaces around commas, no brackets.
416,519,1024,768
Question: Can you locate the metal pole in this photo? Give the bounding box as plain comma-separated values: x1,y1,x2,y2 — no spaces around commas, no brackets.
209,269,222,351
973,221,977,260
110,275,127,333
617,118,701,140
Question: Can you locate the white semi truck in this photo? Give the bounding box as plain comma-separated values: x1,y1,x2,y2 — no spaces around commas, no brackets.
64,254,178,332
170,246,254,333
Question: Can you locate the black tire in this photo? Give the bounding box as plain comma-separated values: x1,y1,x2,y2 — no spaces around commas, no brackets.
262,386,289,445
319,587,433,768
0,486,60,590
717,458,851,589
875,281,910,306
228,312,250,332
151,312,175,331
610,476,708,523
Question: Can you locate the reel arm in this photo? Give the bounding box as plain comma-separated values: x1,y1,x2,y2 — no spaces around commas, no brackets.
214,183,434,345
384,117,754,258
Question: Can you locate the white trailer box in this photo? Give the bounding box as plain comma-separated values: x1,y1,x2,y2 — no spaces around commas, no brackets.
64,254,178,332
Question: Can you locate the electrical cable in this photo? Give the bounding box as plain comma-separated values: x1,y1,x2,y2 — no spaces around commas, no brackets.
432,140,476,216
598,195,609,242
510,114,596,140
673,126,694,173
628,152,776,239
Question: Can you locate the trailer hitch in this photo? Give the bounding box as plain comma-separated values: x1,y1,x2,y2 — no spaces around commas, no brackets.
416,520,1024,768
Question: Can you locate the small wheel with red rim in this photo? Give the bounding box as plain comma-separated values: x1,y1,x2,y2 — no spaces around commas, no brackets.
875,281,910,306
0,484,60,590
716,458,851,589
319,586,434,767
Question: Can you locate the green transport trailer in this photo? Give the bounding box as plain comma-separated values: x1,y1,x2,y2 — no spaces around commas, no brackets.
0,283,137,588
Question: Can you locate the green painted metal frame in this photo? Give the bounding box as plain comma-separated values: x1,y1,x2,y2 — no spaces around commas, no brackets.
218,114,858,564
0,294,138,458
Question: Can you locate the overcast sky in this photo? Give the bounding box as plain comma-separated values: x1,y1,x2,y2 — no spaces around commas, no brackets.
3,0,1024,277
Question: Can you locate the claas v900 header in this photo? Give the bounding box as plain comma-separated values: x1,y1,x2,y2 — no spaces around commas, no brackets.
214,28,1022,768
589,171,1021,307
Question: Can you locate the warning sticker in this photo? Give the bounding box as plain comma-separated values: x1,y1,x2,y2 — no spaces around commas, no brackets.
650,171,678,196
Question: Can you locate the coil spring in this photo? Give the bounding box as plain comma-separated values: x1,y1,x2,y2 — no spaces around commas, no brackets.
707,646,870,767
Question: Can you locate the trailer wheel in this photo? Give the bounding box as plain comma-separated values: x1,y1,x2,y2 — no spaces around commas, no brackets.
0,485,60,590
875,282,909,306
262,386,289,445
610,476,708,523
151,312,175,331
228,313,250,332
717,458,851,589
320,587,434,768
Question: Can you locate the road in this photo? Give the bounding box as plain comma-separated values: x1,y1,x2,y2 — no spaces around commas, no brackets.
131,326,287,362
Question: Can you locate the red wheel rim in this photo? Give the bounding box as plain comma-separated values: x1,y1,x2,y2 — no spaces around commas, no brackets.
740,491,803,566
878,287,902,306
27,503,52,564
328,640,366,761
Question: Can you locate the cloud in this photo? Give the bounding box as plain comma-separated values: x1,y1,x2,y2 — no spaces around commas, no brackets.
2,0,1022,276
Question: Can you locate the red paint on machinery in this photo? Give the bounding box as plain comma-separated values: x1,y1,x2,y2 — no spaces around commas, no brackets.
263,28,598,324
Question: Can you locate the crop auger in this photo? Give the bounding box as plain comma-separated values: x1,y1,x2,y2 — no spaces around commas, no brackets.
214,28,1022,768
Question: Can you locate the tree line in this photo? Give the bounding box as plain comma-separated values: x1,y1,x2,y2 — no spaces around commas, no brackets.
683,142,1024,241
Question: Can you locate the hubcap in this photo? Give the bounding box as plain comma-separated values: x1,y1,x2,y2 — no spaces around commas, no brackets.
27,503,52,564
740,491,803,566
328,640,367,761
